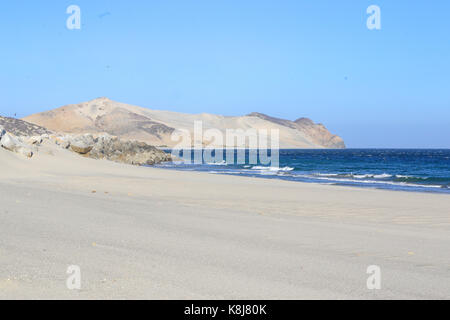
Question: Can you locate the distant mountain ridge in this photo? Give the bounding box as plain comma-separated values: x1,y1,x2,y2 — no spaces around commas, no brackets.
23,97,345,149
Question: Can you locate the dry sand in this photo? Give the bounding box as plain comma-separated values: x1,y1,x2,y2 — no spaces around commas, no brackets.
1,142,449,299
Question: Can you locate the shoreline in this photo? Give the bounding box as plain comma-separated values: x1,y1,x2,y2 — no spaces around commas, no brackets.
153,164,450,195
156,148,450,194
1,142,450,299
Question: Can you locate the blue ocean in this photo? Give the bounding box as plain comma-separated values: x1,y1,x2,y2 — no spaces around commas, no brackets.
155,149,450,194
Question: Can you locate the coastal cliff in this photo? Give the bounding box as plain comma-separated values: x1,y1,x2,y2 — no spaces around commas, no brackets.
23,97,345,149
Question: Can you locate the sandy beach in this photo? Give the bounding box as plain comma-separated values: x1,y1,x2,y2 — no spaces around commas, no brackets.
1,141,450,299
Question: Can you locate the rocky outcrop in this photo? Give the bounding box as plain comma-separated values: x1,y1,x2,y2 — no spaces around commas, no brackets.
69,134,95,154
0,126,34,158
88,134,172,165
0,116,52,137
0,119,171,165
26,135,47,145
57,133,171,165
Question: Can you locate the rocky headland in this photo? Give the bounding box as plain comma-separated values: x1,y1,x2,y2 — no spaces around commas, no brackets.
0,116,171,165
23,97,346,149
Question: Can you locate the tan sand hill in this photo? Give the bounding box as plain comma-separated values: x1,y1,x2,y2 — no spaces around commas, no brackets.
23,97,345,149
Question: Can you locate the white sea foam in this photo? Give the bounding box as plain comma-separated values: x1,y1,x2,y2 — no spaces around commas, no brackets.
206,160,227,166
251,166,294,172
299,174,442,189
373,174,393,179
395,175,427,180
315,173,341,177
353,174,371,179
314,173,392,179
159,163,446,192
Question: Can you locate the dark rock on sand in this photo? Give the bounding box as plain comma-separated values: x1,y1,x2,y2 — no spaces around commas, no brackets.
64,133,171,165
0,116,52,137
88,134,172,165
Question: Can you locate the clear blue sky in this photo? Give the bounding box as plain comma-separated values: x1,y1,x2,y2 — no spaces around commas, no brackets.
1,0,449,148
